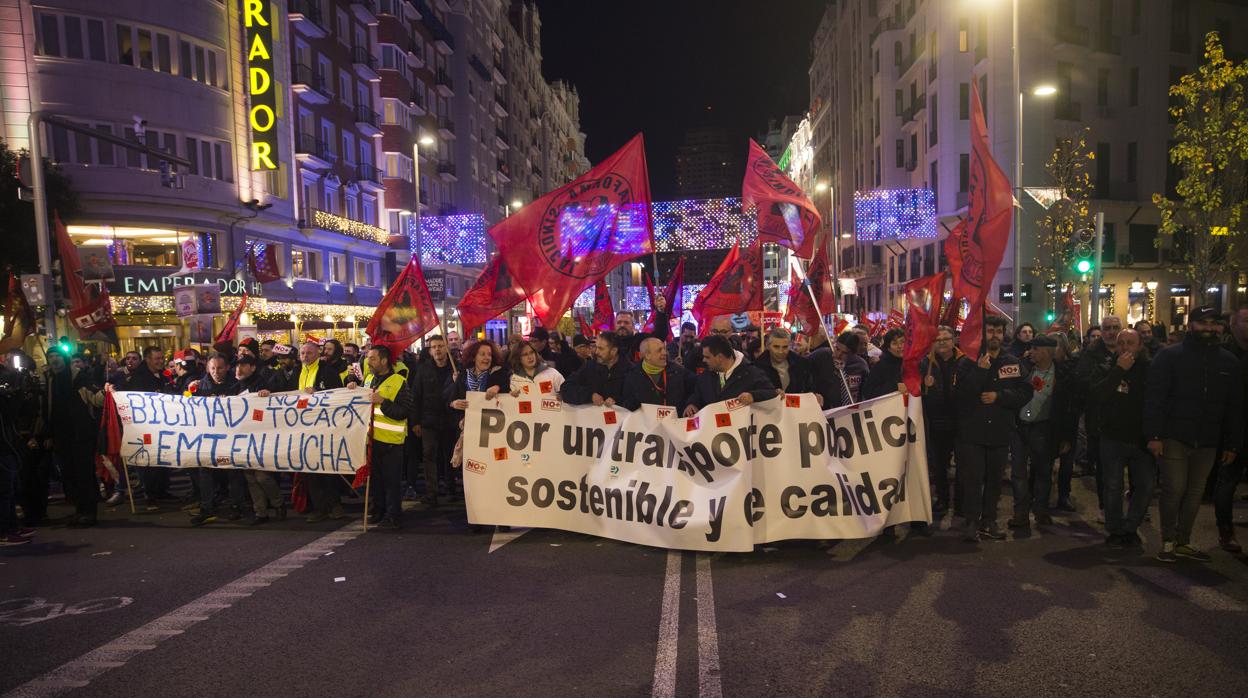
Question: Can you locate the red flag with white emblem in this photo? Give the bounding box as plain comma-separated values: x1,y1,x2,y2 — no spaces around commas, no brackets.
742,139,822,259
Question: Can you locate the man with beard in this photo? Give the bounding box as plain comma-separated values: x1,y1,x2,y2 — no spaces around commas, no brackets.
612,294,670,363
1145,306,1243,562
1077,315,1123,504
1091,329,1152,549
561,331,633,407
411,335,457,508
954,315,1034,542
189,355,245,526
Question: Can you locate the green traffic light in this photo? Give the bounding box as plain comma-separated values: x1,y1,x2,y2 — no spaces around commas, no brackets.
1045,312,1056,323
1075,259,1093,274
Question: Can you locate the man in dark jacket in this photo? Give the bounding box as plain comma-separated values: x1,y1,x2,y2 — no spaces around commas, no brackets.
1145,306,1243,562
954,315,1034,542
806,327,854,411
1215,307,1248,552
1008,334,1076,530
189,355,246,526
862,329,905,400
411,335,457,508
1075,315,1122,504
112,345,174,504
46,349,103,527
621,338,695,413
836,332,871,402
920,325,961,513
754,327,820,402
614,294,671,363
1092,328,1152,548
561,331,634,406
688,334,780,413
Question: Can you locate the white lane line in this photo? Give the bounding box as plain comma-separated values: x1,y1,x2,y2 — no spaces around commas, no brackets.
695,554,722,698
4,521,365,698
651,550,683,698
487,527,530,553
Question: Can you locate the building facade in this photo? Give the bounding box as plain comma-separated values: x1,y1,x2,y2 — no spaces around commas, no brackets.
799,0,1248,329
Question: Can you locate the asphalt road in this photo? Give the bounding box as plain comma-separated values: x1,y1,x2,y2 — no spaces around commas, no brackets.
3,477,1247,697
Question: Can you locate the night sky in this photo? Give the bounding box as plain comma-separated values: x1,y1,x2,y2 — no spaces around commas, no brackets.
532,0,828,199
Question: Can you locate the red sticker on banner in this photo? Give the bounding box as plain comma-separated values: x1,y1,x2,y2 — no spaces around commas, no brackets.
603,411,617,425
715,413,732,428
493,447,508,461
540,381,553,394
518,401,532,414
297,398,308,409
686,417,700,431
143,433,152,445
252,409,264,421
785,395,801,408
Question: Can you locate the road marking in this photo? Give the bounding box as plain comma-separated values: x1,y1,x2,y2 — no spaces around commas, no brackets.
651,550,682,698
4,521,364,698
488,527,530,553
695,554,722,698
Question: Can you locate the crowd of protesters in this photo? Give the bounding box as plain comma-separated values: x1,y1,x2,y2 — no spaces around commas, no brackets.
1,298,1244,563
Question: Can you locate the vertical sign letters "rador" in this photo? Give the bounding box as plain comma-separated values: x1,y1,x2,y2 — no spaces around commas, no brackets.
243,0,277,170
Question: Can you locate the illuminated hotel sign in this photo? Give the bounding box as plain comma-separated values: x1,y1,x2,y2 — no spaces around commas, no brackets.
243,0,277,170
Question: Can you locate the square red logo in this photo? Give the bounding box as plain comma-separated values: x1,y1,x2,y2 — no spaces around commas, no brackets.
603,411,617,425
518,401,532,414
715,413,732,428
493,447,508,461
252,409,265,421
539,381,553,394
686,417,700,431
143,433,152,445
785,395,801,408
296,398,308,409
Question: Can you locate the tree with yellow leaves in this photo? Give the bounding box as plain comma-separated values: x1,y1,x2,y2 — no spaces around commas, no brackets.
1034,127,1094,310
1153,31,1248,304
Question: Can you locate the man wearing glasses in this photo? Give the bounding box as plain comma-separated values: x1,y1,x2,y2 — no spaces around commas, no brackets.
921,326,962,515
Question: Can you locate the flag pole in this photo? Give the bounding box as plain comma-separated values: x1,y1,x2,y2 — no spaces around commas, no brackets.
791,256,834,346
362,474,371,532
122,458,136,515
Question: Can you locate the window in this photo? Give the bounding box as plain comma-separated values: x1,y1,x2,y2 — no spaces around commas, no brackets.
330,254,348,284
930,161,939,209
156,34,172,73
1126,142,1137,183
382,99,402,125
339,70,353,106
355,260,378,287
86,19,105,61
137,28,153,69
1130,0,1141,33
176,39,225,88
344,193,357,221
958,17,969,52
116,23,132,65
185,136,199,175
95,125,114,166
959,83,969,119
959,153,969,192
363,197,377,226
1128,67,1139,106
928,93,938,146
894,89,903,116
291,248,323,281
324,183,338,214
342,135,354,167
1170,0,1190,53
385,152,413,181
1095,142,1111,196
895,139,905,168
1128,224,1159,263
1097,68,1109,107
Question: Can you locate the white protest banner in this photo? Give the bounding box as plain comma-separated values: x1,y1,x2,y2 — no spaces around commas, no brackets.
115,388,371,474
462,391,930,552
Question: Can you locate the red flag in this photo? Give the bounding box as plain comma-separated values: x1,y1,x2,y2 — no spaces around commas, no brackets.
785,247,834,332
886,309,906,330
691,242,764,337
902,272,947,396
641,271,658,332
576,310,596,339
458,256,525,334
783,265,803,327
366,257,439,356
351,463,371,489
1046,289,1077,333
1,273,35,350
591,280,615,332
488,134,654,327
53,211,88,308
54,212,116,337
742,139,823,259
945,79,1013,359
247,242,283,284
831,315,850,337
214,293,248,346
646,257,685,340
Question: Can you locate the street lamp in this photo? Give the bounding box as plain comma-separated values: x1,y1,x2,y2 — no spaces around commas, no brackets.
1032,84,1057,97
412,133,436,260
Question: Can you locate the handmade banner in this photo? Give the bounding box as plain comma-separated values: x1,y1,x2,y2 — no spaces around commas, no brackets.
114,388,371,474
462,391,931,552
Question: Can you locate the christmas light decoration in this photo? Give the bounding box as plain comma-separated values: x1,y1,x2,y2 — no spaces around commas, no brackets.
312,209,389,245
652,197,757,252
853,188,937,242
417,214,488,265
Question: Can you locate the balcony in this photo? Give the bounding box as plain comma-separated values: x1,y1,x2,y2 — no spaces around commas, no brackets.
1056,22,1089,48
905,156,918,172
413,1,455,54
435,69,454,97
294,133,335,170
869,16,903,46
532,162,543,178
469,54,491,82
307,206,388,245
901,94,926,126
350,0,378,25
493,91,508,118
1055,100,1082,121
497,159,510,182
898,48,921,77
406,40,426,69
408,89,426,114
353,103,382,137
437,115,455,139
492,56,506,84
437,203,455,216
419,190,430,207
291,63,331,104
351,45,380,81
288,0,328,39
437,160,457,181
495,127,509,151
1092,33,1122,55
355,162,384,188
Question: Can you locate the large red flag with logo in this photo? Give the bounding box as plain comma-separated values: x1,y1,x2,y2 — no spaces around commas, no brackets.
902,272,947,396
591,280,615,332
691,242,764,337
488,134,653,327
366,257,439,356
742,139,822,259
458,256,524,334
645,257,685,340
784,247,833,332
945,79,1013,359
214,293,248,346
54,211,116,338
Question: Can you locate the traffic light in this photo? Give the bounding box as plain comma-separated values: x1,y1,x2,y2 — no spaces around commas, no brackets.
1072,227,1095,275
1044,311,1056,323
57,337,72,355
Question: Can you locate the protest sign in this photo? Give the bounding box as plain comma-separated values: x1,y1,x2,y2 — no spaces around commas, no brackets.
114,388,371,474
462,391,931,552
